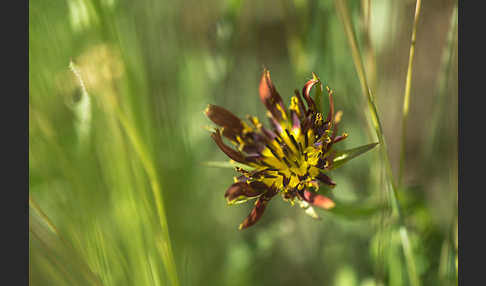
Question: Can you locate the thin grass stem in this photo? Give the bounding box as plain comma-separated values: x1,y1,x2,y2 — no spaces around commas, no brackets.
422,4,457,160
29,195,59,235
361,0,376,92
398,0,422,187
334,1,420,285
29,196,105,286
69,62,180,286
115,109,181,286
427,10,458,282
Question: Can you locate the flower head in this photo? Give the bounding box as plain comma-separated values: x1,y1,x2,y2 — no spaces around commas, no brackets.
206,69,376,230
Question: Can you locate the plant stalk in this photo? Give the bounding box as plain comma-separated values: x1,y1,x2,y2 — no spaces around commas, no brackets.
334,1,420,285
115,108,180,286
399,0,422,187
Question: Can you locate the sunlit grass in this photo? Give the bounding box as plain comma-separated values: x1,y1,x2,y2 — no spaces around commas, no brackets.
29,0,458,285
334,1,419,285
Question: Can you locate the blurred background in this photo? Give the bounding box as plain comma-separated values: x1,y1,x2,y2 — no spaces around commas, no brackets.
29,0,457,285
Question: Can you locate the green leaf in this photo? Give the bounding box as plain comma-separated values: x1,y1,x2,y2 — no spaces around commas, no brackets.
327,200,386,219
331,142,379,170
203,160,255,171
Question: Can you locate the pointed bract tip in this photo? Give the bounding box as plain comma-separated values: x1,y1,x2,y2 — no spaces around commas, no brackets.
204,104,211,116
335,110,343,123
260,69,272,88
324,199,336,209
302,190,336,210
202,125,216,132
261,68,270,81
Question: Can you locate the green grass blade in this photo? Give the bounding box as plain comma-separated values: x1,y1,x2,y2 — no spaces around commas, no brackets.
115,108,180,286
399,0,423,187
422,4,458,160
334,1,421,285
30,196,104,286
203,160,255,170
328,200,386,219
361,0,376,92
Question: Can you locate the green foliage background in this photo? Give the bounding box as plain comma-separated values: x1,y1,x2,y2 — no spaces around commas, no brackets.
29,0,457,285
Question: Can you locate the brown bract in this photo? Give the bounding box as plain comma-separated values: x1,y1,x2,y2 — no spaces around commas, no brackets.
259,69,286,121
205,104,244,141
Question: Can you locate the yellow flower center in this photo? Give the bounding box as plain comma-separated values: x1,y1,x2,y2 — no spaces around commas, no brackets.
237,103,331,198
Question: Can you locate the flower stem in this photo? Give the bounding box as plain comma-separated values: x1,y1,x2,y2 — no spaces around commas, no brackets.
399,0,422,187
334,1,420,285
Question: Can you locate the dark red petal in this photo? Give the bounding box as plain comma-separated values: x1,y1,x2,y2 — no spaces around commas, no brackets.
300,189,335,209
332,133,348,144
291,110,301,130
268,116,283,134
259,69,286,121
302,79,318,111
301,114,313,135
261,126,277,141
211,129,247,163
225,182,262,202
205,104,244,141
329,111,344,145
249,168,277,180
316,173,336,187
238,197,269,230
325,87,335,125
238,187,278,230
249,181,270,193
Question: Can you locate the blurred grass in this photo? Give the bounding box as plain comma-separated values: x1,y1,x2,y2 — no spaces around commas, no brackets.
29,0,458,285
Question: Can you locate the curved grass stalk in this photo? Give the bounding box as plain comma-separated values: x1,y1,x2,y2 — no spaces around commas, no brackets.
29,195,105,286
399,0,422,186
115,108,180,286
30,195,60,234
334,1,420,285
69,62,180,286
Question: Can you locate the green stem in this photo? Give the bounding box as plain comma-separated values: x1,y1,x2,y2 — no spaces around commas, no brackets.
334,1,420,286
422,5,457,161
361,0,376,93
399,0,422,187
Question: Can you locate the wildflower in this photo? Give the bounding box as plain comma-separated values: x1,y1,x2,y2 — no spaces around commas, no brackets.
206,69,377,230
